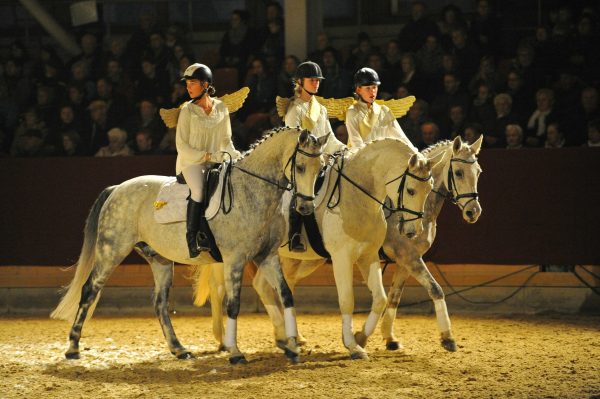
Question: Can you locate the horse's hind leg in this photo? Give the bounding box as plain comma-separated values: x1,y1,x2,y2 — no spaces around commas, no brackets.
135,244,193,359
209,263,227,352
409,258,456,352
354,253,388,351
252,266,286,348
380,264,411,351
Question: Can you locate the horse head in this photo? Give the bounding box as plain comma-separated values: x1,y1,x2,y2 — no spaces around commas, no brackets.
442,135,483,224
391,150,444,239
289,129,328,216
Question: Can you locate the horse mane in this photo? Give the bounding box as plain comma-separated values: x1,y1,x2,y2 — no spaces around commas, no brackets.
234,126,299,164
422,140,454,157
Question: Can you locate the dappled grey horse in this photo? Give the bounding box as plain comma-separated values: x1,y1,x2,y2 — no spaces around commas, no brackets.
51,127,328,364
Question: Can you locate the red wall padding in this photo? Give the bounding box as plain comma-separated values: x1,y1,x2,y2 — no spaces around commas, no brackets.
1,148,599,266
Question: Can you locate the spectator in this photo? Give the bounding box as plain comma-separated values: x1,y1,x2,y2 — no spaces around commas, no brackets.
417,121,441,150
430,72,470,123
135,57,170,105
258,16,284,71
399,99,428,145
277,55,299,98
416,34,444,80
124,98,166,143
10,107,47,156
444,104,468,139
241,57,277,119
56,104,84,139
469,0,501,56
468,55,501,95
159,128,177,154
168,80,189,108
503,70,534,123
463,122,483,145
95,127,133,157
544,122,566,148
58,130,85,156
319,47,352,99
486,93,519,148
470,82,496,129
105,58,134,104
145,30,171,75
437,4,468,50
505,124,524,149
219,9,256,78
398,53,426,99
83,99,111,155
525,88,560,147
366,52,395,96
569,87,600,145
333,122,348,145
398,1,440,52
383,39,402,69
134,127,161,155
449,27,480,82
69,60,96,102
67,33,103,81
584,119,600,147
125,7,159,77
307,32,331,68
345,31,377,71
11,128,55,157
95,77,132,128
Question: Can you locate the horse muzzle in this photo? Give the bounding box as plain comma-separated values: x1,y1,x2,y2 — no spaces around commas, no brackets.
295,199,315,216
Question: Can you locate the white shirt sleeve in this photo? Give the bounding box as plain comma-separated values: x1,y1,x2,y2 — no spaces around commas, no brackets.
176,105,208,166
346,107,365,149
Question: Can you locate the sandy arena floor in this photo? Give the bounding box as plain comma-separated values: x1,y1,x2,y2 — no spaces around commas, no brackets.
1,313,599,399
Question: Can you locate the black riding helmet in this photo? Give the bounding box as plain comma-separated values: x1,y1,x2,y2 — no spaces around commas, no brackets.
354,67,381,88
294,61,325,81
181,63,213,84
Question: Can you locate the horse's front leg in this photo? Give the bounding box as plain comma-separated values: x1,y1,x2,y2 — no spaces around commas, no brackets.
354,252,388,350
144,251,193,359
331,253,368,360
409,258,456,352
223,260,248,364
255,254,300,363
380,263,411,351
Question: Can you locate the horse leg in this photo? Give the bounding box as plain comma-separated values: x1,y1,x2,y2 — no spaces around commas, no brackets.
409,259,456,352
380,264,411,351
281,258,326,346
209,263,227,352
331,255,367,360
354,253,388,350
223,260,248,364
66,243,130,359
135,245,193,359
255,254,300,363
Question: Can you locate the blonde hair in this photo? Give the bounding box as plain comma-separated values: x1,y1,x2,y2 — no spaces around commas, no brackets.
107,127,128,142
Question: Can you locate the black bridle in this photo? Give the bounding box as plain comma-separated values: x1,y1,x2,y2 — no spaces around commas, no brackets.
232,142,323,201
432,157,479,210
327,150,432,222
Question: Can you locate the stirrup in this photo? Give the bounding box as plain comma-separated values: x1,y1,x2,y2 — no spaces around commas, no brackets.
289,233,306,252
196,232,211,252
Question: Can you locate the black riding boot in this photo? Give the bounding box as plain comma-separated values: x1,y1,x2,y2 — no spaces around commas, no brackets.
186,199,202,258
288,205,305,252
196,202,212,252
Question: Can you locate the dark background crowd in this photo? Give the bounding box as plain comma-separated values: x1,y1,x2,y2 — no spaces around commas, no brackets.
0,0,599,159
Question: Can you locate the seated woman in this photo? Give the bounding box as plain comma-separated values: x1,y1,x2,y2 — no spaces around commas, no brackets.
177,63,241,258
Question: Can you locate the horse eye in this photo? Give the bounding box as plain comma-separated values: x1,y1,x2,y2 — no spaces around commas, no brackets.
407,188,415,196
455,170,463,178
296,165,305,173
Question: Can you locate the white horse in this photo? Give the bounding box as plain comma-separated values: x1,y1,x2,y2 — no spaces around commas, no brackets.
380,136,483,352
50,127,328,364
194,138,445,359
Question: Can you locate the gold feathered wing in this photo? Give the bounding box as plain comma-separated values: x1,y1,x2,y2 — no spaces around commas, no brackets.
159,87,250,128
375,95,416,118
315,96,355,121
276,96,292,119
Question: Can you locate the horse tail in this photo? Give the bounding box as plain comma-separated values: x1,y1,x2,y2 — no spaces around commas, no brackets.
191,264,213,307
50,185,116,321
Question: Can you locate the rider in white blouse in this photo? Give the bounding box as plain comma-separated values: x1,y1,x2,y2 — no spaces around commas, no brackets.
346,68,416,150
177,63,241,258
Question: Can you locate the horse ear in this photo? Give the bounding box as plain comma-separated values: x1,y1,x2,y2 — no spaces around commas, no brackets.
299,129,310,145
316,132,330,149
452,136,462,154
471,134,483,155
426,150,446,170
408,153,419,169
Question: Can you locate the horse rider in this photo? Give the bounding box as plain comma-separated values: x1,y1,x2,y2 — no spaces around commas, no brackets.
284,60,345,252
177,63,241,258
345,67,416,150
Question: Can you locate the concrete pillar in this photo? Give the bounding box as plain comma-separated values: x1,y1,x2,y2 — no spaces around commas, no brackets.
284,0,323,60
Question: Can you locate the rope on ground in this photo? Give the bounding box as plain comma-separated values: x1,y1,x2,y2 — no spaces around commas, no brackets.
572,267,600,296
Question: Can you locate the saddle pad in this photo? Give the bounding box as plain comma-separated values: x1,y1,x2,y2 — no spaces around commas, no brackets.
153,163,229,224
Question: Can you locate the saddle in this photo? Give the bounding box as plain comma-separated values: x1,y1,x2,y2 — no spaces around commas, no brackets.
153,162,231,224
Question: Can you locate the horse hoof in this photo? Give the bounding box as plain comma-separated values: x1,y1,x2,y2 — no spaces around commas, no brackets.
217,344,227,352
275,340,286,351
354,331,368,348
65,351,80,360
441,338,457,352
229,355,248,365
176,351,194,360
350,349,369,360
386,341,403,351
284,348,300,364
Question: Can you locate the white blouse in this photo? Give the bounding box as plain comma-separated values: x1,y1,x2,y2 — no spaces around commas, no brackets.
284,96,345,154
175,98,241,174
346,101,416,150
